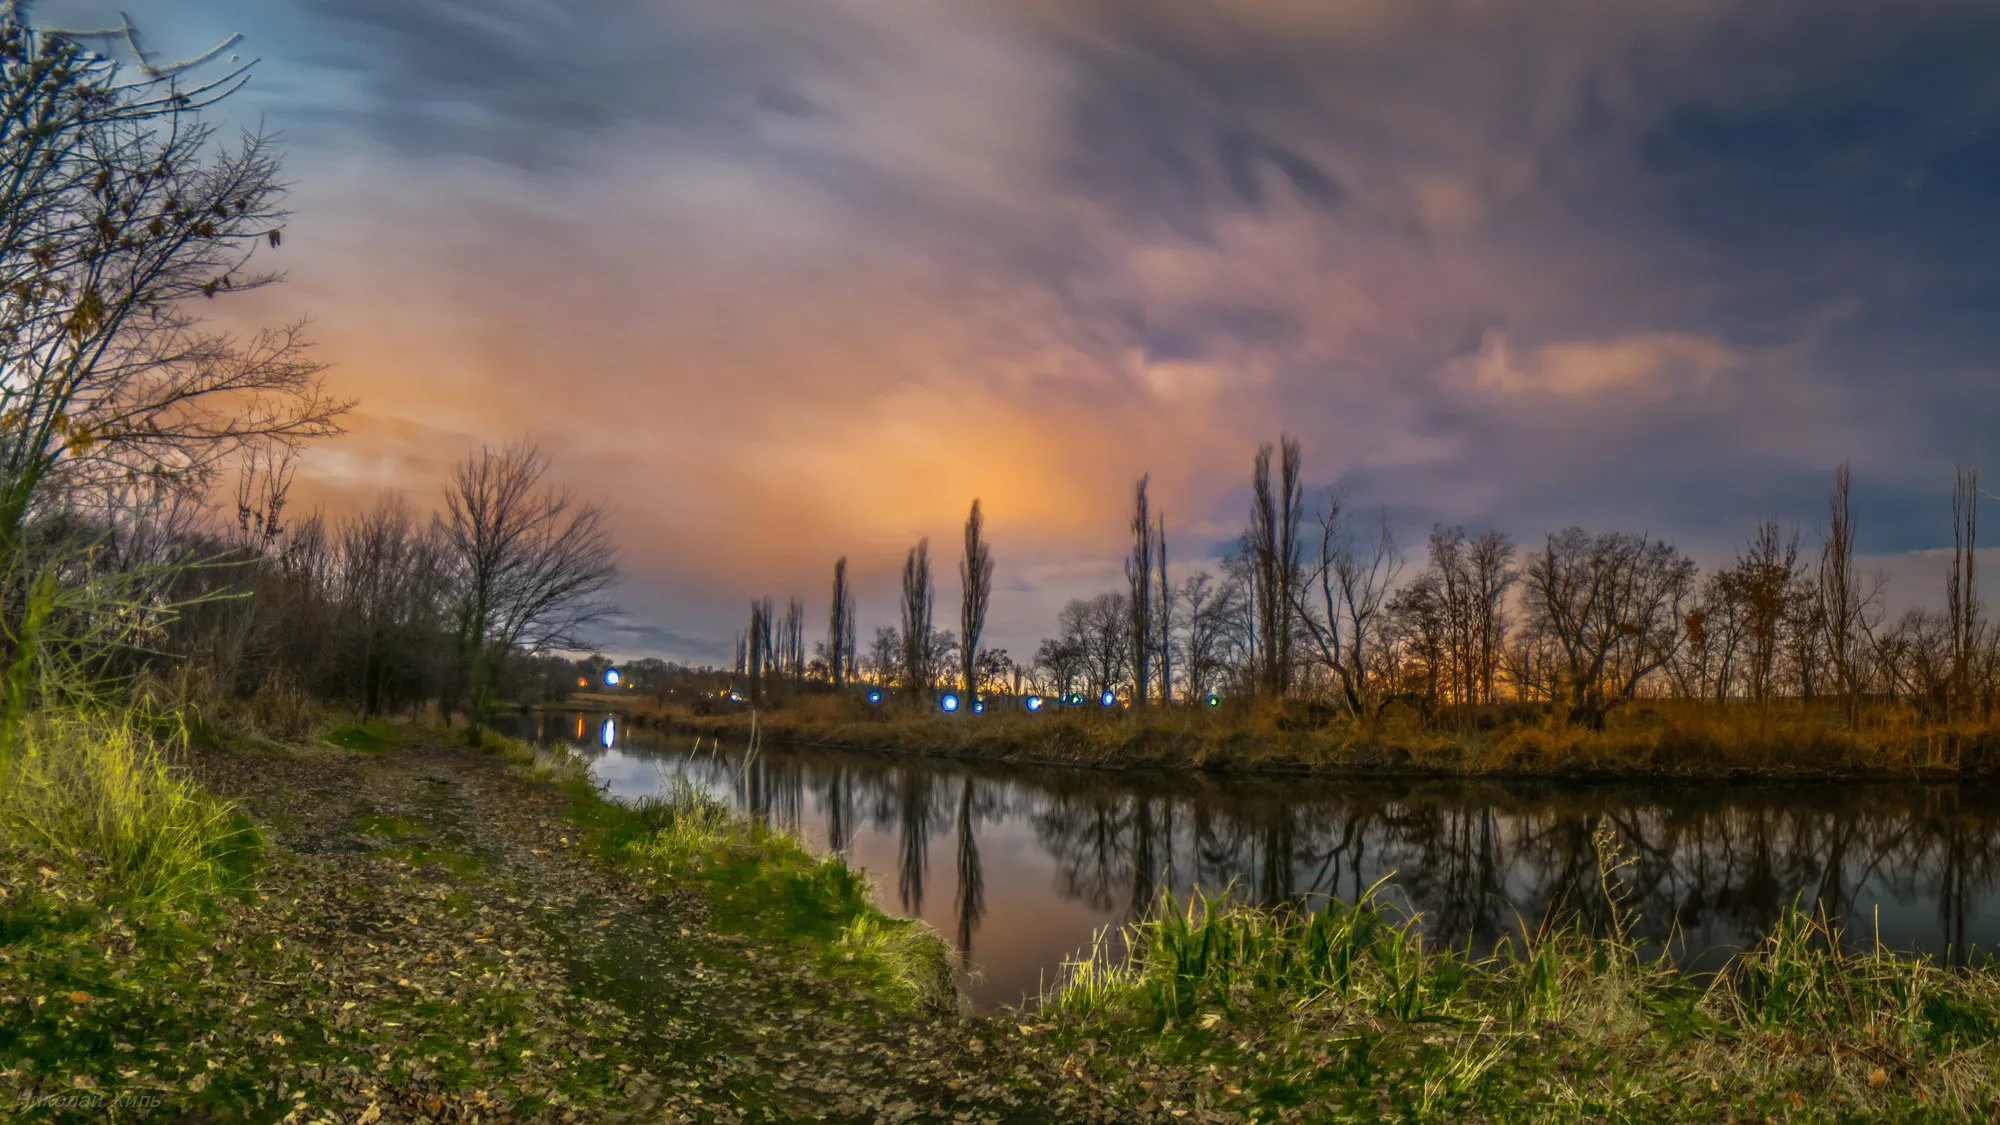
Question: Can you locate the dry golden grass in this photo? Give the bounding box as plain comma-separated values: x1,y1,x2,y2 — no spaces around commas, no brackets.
602,691,2000,777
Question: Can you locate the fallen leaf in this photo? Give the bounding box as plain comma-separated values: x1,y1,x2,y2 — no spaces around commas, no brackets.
1869,1067,1888,1090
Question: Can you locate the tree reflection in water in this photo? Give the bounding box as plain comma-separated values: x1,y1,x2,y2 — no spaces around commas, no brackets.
541,715,2000,1001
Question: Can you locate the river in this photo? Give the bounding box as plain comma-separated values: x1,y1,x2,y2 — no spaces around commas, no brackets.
507,711,2000,1012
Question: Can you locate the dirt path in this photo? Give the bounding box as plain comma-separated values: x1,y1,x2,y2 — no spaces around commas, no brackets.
177,734,1226,1124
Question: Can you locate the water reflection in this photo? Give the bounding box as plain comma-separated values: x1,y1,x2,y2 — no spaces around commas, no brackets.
506,714,2000,1011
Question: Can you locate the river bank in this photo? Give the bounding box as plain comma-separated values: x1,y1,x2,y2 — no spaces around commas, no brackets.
8,718,2000,1121
570,696,2000,781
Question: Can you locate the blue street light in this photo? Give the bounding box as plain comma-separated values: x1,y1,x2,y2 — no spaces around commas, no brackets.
1206,694,1221,708
971,699,985,714
604,668,621,687
940,693,960,713
1101,690,1117,708
1025,695,1043,712
867,688,884,705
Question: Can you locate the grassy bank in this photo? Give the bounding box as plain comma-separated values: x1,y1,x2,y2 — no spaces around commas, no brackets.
0,716,965,1121
1037,834,2000,1120
620,694,2000,779
477,730,958,1013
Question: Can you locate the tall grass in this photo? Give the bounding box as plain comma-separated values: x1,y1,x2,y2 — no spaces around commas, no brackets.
0,710,254,915
1042,826,2000,1117
1046,881,1479,1027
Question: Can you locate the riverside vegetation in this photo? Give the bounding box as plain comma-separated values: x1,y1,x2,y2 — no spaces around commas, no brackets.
6,713,2000,1122
616,692,2000,779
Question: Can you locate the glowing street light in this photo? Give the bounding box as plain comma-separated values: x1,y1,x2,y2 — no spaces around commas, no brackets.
1025,695,1043,712
940,693,960,713
604,668,621,688
1206,694,1221,708
1101,690,1117,708
970,698,985,714
867,688,884,705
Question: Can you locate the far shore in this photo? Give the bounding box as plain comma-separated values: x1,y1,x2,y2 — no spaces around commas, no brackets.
523,692,2000,782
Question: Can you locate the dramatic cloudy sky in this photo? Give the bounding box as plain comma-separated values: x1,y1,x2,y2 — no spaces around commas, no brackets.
37,0,2000,662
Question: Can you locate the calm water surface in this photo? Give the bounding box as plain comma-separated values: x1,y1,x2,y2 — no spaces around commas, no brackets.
506,712,2000,1011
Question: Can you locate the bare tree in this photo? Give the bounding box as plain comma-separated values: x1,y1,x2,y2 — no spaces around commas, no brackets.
827,556,856,690
1081,591,1129,697
1298,493,1402,718
0,18,346,552
1816,463,1881,726
900,539,933,701
443,440,618,739
337,496,446,718
1033,634,1085,699
1427,525,1472,704
1154,511,1172,705
783,596,805,688
1467,530,1516,705
1949,466,1980,717
1177,570,1237,702
1674,569,1746,703
1126,476,1153,707
1732,521,1801,705
1521,528,1696,728
959,500,993,701
745,600,766,704
866,625,899,685
1246,437,1303,697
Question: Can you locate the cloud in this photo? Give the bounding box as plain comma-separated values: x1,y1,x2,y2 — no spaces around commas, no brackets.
1453,330,1747,397
75,0,2000,662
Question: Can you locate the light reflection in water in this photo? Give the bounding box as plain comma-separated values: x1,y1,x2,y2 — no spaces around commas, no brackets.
510,713,2000,1012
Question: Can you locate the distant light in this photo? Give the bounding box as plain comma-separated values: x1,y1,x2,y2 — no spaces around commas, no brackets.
604,668,621,687
728,691,745,703
1025,695,1043,713
1101,691,1116,708
600,718,616,748
1206,694,1221,708
941,693,960,713
971,698,985,714
577,678,588,688
867,688,884,705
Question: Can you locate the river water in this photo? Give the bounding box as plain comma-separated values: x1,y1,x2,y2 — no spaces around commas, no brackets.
506,712,2000,1012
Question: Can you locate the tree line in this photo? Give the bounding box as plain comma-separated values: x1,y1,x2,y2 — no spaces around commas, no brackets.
0,17,624,745
738,435,1992,730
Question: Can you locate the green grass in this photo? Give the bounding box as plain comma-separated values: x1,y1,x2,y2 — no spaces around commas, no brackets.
323,721,393,752
0,710,258,917
566,777,956,1014
353,812,427,840
1034,830,2000,1121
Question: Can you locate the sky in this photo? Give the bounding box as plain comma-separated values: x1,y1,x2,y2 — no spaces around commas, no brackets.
31,0,2000,664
